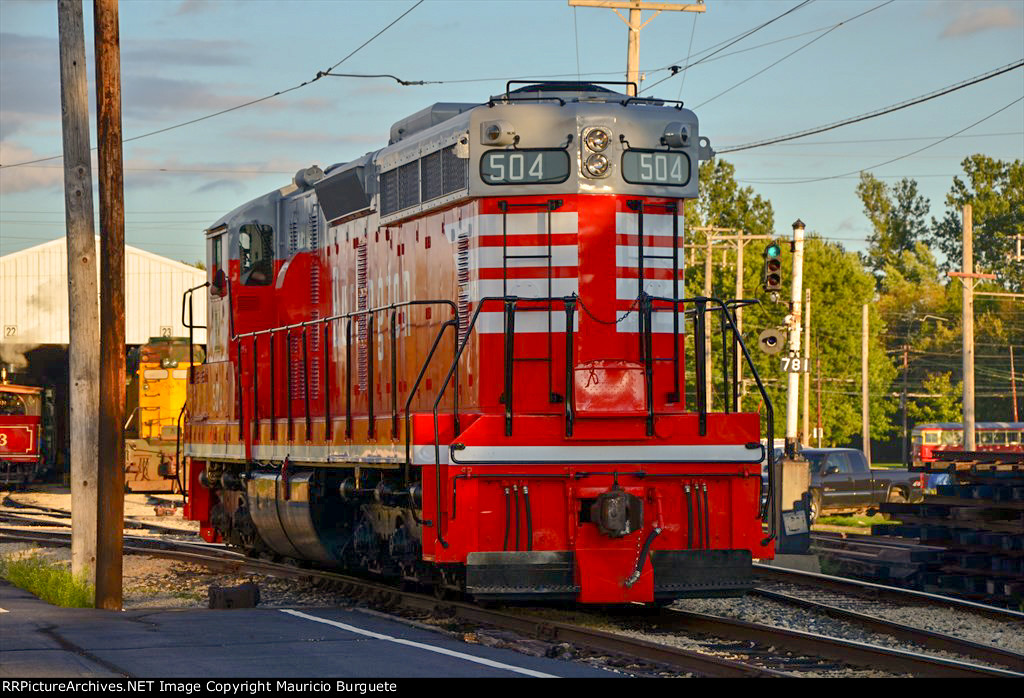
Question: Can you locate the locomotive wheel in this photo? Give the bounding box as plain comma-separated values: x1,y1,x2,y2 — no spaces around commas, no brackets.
432,581,452,601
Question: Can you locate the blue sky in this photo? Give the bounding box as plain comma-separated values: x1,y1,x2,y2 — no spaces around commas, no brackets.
1,0,1022,266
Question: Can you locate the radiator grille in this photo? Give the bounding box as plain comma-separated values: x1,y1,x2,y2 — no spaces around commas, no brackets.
380,169,399,216
442,144,467,193
421,151,443,202
398,161,420,210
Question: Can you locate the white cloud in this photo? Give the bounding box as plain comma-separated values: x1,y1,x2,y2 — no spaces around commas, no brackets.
942,6,1023,37
0,142,66,194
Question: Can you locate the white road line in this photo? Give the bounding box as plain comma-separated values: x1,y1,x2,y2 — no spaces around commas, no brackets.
280,609,558,678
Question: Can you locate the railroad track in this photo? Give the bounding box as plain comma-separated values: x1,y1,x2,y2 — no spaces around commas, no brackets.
754,561,1024,623
0,497,195,536
3,527,1021,678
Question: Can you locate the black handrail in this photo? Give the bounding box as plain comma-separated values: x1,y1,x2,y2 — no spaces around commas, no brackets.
430,292,777,547
230,299,459,487
645,293,777,546
181,281,209,386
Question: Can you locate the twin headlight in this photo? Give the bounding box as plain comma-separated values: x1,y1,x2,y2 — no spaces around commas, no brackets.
582,127,611,179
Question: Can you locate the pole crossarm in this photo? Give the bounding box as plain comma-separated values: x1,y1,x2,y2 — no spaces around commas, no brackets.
569,0,707,96
949,271,998,291
568,1,705,12
974,291,1024,299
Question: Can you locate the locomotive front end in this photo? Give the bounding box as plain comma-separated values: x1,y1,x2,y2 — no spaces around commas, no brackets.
415,84,774,602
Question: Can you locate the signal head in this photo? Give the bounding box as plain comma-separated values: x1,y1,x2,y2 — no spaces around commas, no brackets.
762,241,783,292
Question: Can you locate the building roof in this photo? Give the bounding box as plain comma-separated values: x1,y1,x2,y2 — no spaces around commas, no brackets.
0,236,207,347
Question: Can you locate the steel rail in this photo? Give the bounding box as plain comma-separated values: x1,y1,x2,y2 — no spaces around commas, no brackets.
0,529,783,677
6,528,1017,677
754,562,1024,623
750,587,1024,672
654,607,1023,678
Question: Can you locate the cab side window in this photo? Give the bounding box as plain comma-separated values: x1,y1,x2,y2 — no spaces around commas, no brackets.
239,223,274,286
209,232,226,297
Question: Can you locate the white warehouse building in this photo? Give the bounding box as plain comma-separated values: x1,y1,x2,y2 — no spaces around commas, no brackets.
1,236,207,349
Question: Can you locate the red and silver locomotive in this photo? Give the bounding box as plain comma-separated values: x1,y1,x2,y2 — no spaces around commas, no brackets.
184,82,777,603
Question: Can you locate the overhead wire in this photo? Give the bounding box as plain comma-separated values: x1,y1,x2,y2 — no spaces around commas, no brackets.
675,12,700,100
642,0,816,94
0,0,425,170
739,95,1024,184
719,59,1024,153
693,0,894,110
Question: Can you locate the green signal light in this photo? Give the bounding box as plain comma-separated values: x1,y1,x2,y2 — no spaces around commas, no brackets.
766,244,781,257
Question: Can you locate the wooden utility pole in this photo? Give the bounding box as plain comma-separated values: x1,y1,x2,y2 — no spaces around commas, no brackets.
901,345,909,467
962,205,976,452
568,1,707,96
815,342,822,447
1012,345,1019,422
862,303,871,465
950,205,995,448
58,0,100,591
801,288,811,445
94,0,126,611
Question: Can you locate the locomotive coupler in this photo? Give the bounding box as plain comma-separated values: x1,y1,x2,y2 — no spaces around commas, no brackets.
590,485,643,538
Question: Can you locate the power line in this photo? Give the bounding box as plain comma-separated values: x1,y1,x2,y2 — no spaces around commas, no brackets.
420,22,859,88
752,131,1023,147
739,95,1024,184
675,12,700,100
0,1,424,170
642,0,816,94
694,1,894,110
719,59,1024,153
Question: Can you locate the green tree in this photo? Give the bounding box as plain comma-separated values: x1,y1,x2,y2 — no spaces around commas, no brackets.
906,372,962,424
929,154,1024,290
856,173,931,284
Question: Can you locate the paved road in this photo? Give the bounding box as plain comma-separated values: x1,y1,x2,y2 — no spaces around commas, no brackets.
0,583,615,678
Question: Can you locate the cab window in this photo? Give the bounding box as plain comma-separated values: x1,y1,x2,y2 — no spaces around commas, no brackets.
209,231,226,297
924,432,939,445
239,223,274,286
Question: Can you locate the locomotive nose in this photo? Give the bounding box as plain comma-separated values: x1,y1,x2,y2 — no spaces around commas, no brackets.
590,486,644,538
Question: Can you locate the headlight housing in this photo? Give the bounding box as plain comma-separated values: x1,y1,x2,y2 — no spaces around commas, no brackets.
584,153,610,177
584,128,610,152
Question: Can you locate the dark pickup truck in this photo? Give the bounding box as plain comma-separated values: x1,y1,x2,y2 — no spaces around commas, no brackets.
801,448,925,523
764,447,926,523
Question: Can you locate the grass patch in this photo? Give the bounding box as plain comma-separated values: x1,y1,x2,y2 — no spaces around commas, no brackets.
817,513,899,528
0,553,93,608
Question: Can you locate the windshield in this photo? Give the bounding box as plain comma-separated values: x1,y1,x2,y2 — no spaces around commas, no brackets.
765,448,829,474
